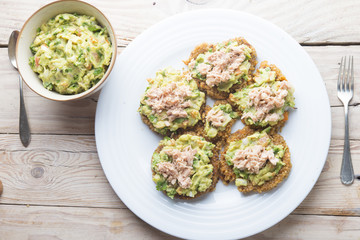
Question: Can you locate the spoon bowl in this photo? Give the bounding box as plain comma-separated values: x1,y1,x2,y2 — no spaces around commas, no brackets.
8,30,19,69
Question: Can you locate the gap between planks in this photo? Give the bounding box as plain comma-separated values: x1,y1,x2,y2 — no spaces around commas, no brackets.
0,202,126,210
0,201,358,219
301,42,360,46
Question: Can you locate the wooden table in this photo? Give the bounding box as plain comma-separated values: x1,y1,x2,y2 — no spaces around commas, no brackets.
1,0,360,239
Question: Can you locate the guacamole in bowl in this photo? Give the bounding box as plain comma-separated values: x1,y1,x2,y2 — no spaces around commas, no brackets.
29,13,113,95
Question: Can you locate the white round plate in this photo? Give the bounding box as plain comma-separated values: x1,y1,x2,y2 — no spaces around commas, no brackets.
95,9,331,240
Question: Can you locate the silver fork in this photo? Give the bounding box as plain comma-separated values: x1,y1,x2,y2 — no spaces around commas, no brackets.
337,56,355,185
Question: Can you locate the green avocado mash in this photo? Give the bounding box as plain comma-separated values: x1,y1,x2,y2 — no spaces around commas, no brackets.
189,41,253,92
152,134,215,199
138,67,205,135
225,128,286,187
29,13,112,94
205,104,238,138
230,67,295,127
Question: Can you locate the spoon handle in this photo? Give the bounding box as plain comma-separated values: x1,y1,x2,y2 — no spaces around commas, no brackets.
19,76,31,147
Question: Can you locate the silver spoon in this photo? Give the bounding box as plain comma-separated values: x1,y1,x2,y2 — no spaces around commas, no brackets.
8,30,31,147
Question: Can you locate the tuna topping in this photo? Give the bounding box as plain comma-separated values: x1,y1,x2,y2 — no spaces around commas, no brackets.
139,67,205,135
206,107,227,127
152,134,215,198
145,82,192,122
229,63,295,127
232,145,279,174
190,45,246,87
187,40,254,92
224,129,287,188
157,146,197,189
204,103,238,138
241,81,290,123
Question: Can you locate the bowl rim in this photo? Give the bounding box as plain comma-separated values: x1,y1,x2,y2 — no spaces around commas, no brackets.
16,0,118,101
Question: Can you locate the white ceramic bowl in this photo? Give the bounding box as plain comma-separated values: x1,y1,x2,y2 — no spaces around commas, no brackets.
16,0,117,101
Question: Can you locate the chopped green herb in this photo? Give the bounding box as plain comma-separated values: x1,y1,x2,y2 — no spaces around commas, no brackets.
93,67,103,75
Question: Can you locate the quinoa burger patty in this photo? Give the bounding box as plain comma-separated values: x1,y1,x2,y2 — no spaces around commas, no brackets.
184,37,257,100
219,126,291,193
202,100,239,144
229,61,295,130
151,132,220,199
138,67,206,136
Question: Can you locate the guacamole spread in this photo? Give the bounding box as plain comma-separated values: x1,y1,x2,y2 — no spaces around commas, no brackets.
188,40,253,92
29,13,112,94
152,134,215,199
225,128,286,187
139,67,205,135
230,66,295,127
205,103,238,138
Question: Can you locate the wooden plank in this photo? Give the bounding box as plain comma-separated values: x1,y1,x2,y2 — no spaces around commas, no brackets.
0,205,178,240
0,204,359,240
0,135,123,208
251,214,360,240
304,46,360,107
331,106,359,141
1,0,360,46
1,46,360,138
0,134,97,152
0,134,360,216
294,138,360,216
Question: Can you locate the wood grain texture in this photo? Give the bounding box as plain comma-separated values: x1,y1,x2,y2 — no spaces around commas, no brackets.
0,134,360,216
0,204,359,240
0,205,178,240
304,46,360,107
1,0,360,46
294,138,360,216
251,214,360,240
0,134,123,208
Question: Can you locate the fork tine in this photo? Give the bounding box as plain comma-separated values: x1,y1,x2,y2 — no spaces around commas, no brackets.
346,55,352,92
343,56,347,92
338,56,344,92
342,56,347,92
